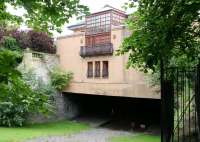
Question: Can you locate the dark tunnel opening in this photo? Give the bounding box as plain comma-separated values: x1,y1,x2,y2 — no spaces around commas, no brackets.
64,93,161,133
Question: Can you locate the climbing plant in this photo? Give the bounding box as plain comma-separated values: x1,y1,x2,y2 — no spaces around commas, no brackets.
50,67,73,92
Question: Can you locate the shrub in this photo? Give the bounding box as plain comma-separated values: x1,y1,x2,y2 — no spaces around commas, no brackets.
28,30,56,54
0,49,23,83
11,30,30,49
20,67,56,101
0,28,5,41
1,36,21,51
0,37,50,127
50,67,73,91
0,79,49,127
0,102,26,127
0,27,56,54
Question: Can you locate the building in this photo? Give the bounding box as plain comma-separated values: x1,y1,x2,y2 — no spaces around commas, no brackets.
56,5,160,99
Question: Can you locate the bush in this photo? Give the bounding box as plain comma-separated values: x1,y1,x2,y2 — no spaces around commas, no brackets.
0,37,50,127
28,31,56,54
0,28,5,41
0,74,49,127
11,30,30,49
0,49,23,83
20,67,56,102
1,36,21,51
0,27,56,54
0,102,26,127
50,67,73,91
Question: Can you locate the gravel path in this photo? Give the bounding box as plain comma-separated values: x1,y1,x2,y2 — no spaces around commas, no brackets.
26,128,132,142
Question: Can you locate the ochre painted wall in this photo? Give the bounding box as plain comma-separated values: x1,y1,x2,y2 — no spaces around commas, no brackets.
56,27,160,99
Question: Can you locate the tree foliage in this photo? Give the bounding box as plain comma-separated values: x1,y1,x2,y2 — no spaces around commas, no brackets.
0,2,22,27
0,28,56,53
118,0,200,71
28,30,56,53
0,34,50,127
0,49,22,84
50,67,73,92
1,36,22,51
0,0,89,33
0,73,49,127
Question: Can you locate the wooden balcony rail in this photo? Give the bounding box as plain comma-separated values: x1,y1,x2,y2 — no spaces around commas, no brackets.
80,43,113,57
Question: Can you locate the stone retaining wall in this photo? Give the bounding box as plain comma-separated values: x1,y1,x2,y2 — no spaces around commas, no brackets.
22,51,79,123
28,93,80,123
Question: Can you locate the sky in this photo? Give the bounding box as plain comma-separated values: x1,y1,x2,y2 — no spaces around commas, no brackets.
7,0,134,37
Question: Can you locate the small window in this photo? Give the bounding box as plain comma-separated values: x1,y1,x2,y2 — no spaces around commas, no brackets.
87,62,93,78
95,61,101,77
102,61,109,78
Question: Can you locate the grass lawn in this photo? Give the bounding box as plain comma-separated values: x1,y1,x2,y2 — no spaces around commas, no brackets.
0,120,89,142
110,134,161,142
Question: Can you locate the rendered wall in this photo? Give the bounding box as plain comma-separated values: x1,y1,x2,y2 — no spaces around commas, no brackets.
56,28,160,99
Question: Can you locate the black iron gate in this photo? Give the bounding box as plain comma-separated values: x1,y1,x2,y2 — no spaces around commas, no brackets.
161,65,200,142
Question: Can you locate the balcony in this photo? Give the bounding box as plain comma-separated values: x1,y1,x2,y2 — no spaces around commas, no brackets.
80,43,113,57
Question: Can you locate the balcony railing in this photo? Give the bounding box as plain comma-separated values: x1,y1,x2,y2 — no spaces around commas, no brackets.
80,43,113,57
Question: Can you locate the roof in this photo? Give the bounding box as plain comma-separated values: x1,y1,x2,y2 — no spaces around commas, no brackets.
91,4,126,15
67,21,85,30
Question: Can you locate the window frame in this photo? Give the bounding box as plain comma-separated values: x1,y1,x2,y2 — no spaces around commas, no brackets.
95,61,101,78
87,62,93,78
102,61,109,78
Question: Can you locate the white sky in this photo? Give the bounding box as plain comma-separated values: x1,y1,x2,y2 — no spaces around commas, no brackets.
7,0,135,37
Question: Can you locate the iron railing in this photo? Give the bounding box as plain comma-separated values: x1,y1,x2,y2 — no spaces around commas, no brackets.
161,67,200,142
80,43,113,57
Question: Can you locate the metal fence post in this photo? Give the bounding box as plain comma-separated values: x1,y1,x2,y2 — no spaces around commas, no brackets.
196,61,200,135
161,59,164,142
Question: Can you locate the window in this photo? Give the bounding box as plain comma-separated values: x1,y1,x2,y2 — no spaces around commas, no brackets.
95,61,101,77
86,12,111,35
87,62,93,78
102,61,109,78
87,61,109,78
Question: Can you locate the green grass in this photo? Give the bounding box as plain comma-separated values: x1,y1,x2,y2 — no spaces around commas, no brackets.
0,121,89,142
110,134,161,142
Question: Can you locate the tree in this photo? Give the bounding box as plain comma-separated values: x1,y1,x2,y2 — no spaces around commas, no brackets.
0,0,89,33
118,0,200,72
1,28,56,53
28,30,56,53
